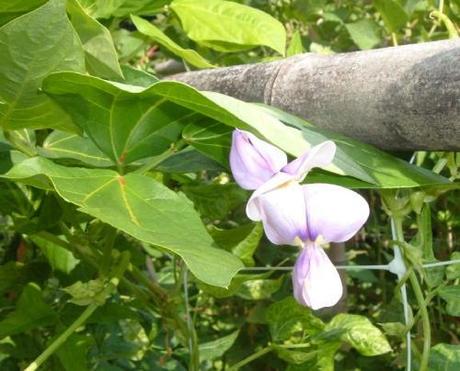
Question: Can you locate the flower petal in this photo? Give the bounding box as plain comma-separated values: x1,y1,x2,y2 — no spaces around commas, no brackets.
293,243,343,310
246,171,294,221
246,178,307,245
230,129,287,190
282,141,336,181
303,183,369,243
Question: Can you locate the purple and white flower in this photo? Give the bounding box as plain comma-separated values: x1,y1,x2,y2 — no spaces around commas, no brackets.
229,129,369,310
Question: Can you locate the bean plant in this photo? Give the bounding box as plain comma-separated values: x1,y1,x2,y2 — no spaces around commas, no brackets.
0,0,459,370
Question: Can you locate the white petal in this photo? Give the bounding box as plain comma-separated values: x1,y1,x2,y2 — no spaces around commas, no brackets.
246,172,295,221
282,141,336,181
246,179,307,245
295,244,343,310
230,130,287,189
303,183,369,243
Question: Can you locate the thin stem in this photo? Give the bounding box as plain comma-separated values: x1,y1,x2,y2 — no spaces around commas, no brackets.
25,303,98,371
391,217,411,371
228,346,272,370
183,268,200,370
408,272,431,371
423,259,460,268
393,217,431,371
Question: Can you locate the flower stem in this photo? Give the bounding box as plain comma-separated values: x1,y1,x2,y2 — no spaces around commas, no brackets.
408,271,431,371
24,303,98,371
228,346,272,370
393,217,431,371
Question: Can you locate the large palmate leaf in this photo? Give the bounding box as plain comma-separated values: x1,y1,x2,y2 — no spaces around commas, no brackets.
170,0,286,55
67,0,123,80
4,157,242,287
42,73,191,166
131,15,214,69
43,72,450,189
0,0,85,131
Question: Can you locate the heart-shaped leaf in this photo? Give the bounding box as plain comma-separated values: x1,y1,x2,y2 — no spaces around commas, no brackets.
4,156,243,287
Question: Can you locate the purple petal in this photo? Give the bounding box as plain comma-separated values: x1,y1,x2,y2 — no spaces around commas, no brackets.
246,175,307,245
282,141,336,181
230,130,287,190
293,243,343,310
303,184,369,243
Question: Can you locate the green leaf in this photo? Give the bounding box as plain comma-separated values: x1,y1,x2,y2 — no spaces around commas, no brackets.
0,0,46,27
63,279,109,306
266,297,325,342
131,15,214,69
287,30,304,56
324,314,391,356
446,252,460,280
85,0,169,19
4,157,243,287
198,272,270,299
120,65,159,87
374,0,409,33
170,0,286,55
56,333,92,371
40,131,113,168
156,147,224,173
182,120,232,167
67,0,123,80
30,235,80,274
43,71,449,189
199,330,239,362
0,283,57,338
260,105,451,189
182,183,247,220
272,345,317,365
345,19,381,50
231,223,263,267
237,276,283,300
429,343,460,371
0,0,85,131
210,223,262,266
42,73,187,166
439,286,460,316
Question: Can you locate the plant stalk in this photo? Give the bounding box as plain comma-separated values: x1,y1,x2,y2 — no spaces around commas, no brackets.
24,303,99,371
393,217,431,371
228,345,272,370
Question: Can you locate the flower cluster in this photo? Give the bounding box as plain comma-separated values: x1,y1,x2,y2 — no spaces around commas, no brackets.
230,129,369,310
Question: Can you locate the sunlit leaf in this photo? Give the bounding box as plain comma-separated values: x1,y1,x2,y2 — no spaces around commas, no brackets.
0,0,46,27
67,0,123,80
131,15,214,69
170,0,286,55
0,0,85,131
324,314,391,356
429,343,460,371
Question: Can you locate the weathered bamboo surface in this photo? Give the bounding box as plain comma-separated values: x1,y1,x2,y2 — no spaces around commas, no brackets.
172,39,460,151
